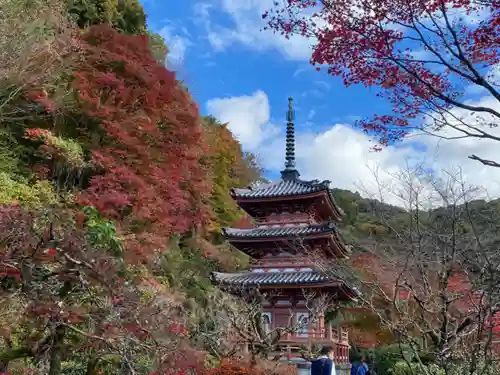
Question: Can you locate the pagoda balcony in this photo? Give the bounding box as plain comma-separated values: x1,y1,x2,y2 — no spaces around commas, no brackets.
280,326,350,364
232,325,350,364
280,325,349,345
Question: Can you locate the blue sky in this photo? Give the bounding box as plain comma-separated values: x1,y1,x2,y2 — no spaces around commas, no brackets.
140,0,500,205
142,1,388,125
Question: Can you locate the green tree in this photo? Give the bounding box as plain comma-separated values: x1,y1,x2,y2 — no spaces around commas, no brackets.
65,0,145,34
65,0,167,63
148,31,168,65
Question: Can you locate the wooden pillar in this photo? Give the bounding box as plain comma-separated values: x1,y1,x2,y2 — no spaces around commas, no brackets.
319,313,325,337
287,308,293,340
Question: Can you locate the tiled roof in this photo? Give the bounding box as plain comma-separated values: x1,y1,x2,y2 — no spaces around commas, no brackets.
223,222,336,239
212,270,360,299
211,270,332,286
231,178,330,199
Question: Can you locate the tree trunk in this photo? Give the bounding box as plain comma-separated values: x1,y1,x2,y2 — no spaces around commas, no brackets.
48,326,65,375
0,346,32,372
86,357,100,375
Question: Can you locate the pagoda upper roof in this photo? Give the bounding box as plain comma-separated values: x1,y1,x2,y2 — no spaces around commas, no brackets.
223,222,336,239
231,177,333,200
229,97,344,221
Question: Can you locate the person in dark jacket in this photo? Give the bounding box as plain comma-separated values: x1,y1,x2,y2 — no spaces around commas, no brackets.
350,356,369,375
311,346,336,375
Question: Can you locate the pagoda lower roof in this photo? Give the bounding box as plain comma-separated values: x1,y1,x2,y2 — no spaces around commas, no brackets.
211,270,358,299
223,222,336,239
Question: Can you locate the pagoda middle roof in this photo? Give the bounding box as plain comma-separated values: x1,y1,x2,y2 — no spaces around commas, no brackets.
231,178,332,199
211,270,330,286
223,222,336,239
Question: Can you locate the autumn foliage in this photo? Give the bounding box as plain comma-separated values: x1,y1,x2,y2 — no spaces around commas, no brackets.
265,0,500,163
23,24,214,258
346,249,499,349
0,205,191,373
203,117,261,233
76,26,210,239
146,359,294,375
204,360,295,375
0,1,263,372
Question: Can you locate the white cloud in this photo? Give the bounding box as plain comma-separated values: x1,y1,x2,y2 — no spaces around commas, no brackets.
206,91,500,207
416,96,500,187
166,36,188,66
193,0,314,61
438,4,490,25
191,0,493,65
409,49,433,61
466,64,500,96
192,2,212,19
313,81,331,91
158,26,191,68
206,91,278,150
207,32,225,52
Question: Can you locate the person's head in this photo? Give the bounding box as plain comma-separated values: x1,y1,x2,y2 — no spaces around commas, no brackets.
351,354,362,363
320,345,334,360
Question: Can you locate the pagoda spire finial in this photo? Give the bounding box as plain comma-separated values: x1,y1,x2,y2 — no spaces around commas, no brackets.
281,97,300,180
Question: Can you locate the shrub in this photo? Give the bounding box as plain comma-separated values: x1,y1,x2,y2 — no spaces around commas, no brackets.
206,360,295,375
0,172,62,207
370,344,409,375
388,361,444,375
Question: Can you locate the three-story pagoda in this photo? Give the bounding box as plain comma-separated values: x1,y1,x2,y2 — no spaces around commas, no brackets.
212,97,357,363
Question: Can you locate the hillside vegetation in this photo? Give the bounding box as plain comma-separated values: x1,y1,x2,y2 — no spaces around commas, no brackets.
0,0,262,373
333,188,500,244
331,188,500,351
1,0,499,373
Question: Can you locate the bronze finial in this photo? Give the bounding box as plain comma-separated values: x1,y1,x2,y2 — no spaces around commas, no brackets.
282,96,298,180
287,96,294,123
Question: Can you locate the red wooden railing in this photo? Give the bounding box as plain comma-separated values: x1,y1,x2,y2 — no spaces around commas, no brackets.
282,325,349,343
227,327,351,364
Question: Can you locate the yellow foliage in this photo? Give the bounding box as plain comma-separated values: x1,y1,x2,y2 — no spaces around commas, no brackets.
358,222,390,236
0,172,68,207
32,129,88,168
47,133,86,166
202,117,262,234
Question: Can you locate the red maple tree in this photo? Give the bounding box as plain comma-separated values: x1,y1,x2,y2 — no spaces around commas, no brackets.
71,25,211,252
265,0,500,166
23,25,213,257
0,205,191,373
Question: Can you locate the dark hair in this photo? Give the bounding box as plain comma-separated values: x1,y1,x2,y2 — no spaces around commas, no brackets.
320,346,334,355
351,353,362,362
